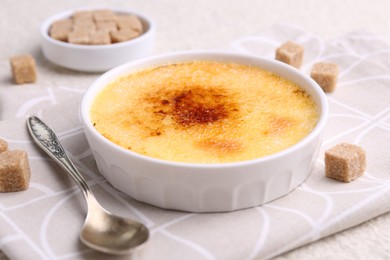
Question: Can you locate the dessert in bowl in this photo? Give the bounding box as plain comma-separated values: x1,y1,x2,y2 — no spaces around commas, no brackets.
81,51,328,212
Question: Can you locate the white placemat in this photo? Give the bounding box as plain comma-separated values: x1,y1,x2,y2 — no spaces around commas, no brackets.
1,23,390,260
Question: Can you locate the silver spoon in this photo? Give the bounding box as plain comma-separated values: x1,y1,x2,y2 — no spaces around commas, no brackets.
27,116,149,255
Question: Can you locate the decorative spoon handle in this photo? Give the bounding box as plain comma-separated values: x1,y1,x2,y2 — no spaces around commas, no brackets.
27,116,92,199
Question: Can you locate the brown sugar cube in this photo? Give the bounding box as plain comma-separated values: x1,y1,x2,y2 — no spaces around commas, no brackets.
68,31,90,45
93,9,117,22
116,15,143,33
96,21,118,33
0,150,31,192
275,41,304,69
311,62,339,93
72,20,96,33
10,54,37,84
51,18,73,29
50,27,71,42
49,19,73,41
89,31,111,45
111,29,140,43
0,139,8,153
325,143,366,183
73,10,93,22
73,17,95,27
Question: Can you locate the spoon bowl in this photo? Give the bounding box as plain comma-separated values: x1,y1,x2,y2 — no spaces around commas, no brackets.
80,198,149,254
27,116,149,255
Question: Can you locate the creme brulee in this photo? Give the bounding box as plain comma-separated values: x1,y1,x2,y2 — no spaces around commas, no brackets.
90,61,318,163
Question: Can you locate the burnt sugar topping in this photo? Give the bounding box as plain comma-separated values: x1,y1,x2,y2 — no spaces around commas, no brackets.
172,87,228,126
146,85,238,127
90,61,318,163
141,84,243,156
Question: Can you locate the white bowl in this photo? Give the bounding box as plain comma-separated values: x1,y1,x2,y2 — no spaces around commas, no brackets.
40,7,155,72
81,51,328,212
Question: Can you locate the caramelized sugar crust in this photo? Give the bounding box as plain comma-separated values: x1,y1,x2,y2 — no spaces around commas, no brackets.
90,61,318,163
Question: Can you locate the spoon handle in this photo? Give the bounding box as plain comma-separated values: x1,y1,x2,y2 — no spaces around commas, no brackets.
27,116,92,200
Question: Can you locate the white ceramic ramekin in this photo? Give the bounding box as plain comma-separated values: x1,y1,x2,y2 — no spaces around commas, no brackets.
40,7,155,72
81,51,328,212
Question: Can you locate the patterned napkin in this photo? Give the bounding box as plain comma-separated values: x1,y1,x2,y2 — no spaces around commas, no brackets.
1,23,390,259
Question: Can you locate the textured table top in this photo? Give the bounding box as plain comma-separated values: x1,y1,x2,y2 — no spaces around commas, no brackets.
1,0,390,259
